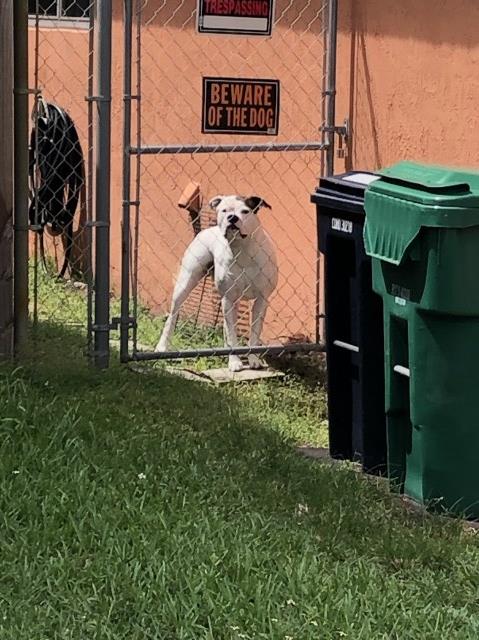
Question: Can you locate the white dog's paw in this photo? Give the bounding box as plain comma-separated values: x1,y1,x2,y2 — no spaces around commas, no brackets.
228,355,243,372
248,354,265,370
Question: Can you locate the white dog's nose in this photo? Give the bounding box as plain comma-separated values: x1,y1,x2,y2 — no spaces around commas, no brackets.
227,214,239,224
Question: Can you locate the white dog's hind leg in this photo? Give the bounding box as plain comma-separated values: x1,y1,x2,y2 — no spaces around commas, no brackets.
155,243,212,352
248,296,268,369
222,296,243,372
155,274,202,352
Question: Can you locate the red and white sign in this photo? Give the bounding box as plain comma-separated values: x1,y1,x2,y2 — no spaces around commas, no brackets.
197,0,275,36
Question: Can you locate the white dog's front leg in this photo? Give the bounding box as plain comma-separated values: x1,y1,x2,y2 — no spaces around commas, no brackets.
248,296,268,369
222,296,242,372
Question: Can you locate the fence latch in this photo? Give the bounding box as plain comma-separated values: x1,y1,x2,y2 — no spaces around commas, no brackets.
110,316,137,331
321,118,350,159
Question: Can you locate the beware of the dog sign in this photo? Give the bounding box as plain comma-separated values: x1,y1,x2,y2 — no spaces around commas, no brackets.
202,77,280,135
197,0,275,36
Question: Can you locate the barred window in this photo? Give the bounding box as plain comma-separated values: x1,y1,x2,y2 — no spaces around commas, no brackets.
28,0,90,19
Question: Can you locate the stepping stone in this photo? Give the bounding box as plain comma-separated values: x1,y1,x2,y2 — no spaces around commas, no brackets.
165,366,284,384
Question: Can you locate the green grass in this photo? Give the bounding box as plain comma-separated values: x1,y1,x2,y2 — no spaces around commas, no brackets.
31,266,329,448
1,270,479,638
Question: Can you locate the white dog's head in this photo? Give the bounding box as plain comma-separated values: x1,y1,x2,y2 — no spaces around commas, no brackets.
209,195,271,239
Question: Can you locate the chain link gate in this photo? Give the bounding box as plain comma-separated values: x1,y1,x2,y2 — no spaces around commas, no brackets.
27,1,95,354
120,0,336,365
26,1,113,368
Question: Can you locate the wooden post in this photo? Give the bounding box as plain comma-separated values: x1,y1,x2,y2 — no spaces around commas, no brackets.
0,0,14,359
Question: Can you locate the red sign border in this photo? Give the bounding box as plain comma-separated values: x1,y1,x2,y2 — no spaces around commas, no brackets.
201,76,280,136
197,0,275,37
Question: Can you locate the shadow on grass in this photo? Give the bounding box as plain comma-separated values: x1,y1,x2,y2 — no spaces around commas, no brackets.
11,322,464,548
0,321,477,638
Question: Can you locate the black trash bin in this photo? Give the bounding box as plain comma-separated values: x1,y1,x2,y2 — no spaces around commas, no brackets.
311,171,386,474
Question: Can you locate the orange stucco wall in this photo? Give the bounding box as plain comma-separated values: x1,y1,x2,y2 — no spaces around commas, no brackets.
30,0,325,344
335,0,479,172
29,0,479,344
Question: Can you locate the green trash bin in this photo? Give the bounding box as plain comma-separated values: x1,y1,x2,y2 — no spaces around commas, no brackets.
363,161,479,518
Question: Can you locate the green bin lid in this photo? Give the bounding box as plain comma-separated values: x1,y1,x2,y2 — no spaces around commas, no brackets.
364,161,479,265
371,161,479,207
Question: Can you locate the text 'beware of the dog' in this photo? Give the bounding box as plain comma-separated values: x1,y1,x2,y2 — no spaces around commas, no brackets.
202,78,280,135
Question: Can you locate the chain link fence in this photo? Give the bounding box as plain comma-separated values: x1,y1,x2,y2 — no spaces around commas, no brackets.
121,0,331,366
24,0,334,368
28,0,94,353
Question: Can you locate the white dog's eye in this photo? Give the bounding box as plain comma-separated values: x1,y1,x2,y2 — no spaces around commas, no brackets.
241,209,249,214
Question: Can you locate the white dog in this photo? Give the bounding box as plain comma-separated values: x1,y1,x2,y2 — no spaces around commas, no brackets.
155,195,278,371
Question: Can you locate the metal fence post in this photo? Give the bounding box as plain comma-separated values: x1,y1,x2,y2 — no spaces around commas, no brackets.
120,0,133,363
93,0,112,368
86,4,96,360
13,0,29,358
324,0,339,176
0,0,14,359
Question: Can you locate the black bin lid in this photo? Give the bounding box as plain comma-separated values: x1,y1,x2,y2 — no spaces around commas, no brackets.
311,171,380,215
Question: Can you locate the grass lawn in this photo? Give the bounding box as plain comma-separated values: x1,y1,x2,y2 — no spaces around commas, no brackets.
1,272,479,638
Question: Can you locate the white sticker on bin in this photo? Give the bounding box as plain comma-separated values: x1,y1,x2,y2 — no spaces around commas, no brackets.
343,173,380,186
332,218,353,233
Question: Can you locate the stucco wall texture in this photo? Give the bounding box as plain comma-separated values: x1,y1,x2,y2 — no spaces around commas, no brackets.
336,0,479,172
28,0,479,344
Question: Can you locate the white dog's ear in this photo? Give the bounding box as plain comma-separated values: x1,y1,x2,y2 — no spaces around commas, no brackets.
245,196,272,213
209,196,224,210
